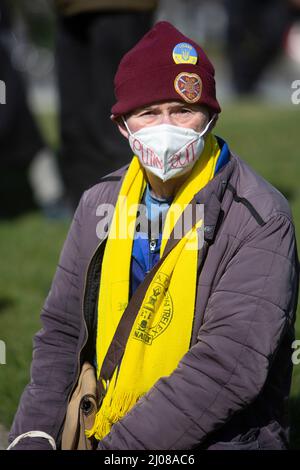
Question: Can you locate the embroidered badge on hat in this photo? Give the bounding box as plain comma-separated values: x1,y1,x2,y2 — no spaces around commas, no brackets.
174,72,202,103
172,42,198,65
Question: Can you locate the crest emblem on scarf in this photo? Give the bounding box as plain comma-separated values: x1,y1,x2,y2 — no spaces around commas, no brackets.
174,72,202,103
133,272,173,345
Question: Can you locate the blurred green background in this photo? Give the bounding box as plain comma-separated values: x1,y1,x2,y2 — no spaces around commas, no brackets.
0,102,299,445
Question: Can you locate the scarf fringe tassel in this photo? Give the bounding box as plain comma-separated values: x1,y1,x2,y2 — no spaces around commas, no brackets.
85,390,142,441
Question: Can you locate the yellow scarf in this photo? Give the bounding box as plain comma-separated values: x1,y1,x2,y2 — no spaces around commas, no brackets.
86,134,221,441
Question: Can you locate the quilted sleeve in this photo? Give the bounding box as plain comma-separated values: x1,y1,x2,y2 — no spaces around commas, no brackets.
8,195,86,450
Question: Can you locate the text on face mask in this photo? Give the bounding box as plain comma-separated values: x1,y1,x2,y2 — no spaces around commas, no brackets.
132,138,198,169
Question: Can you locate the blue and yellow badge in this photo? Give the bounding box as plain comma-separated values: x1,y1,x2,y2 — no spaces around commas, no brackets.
172,42,198,65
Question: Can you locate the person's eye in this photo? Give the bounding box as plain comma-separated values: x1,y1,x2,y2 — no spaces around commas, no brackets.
179,108,192,114
140,110,155,117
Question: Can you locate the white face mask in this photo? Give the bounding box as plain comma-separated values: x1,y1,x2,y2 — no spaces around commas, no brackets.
123,116,215,182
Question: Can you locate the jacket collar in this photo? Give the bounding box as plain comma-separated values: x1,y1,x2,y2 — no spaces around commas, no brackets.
161,155,236,256
194,154,236,243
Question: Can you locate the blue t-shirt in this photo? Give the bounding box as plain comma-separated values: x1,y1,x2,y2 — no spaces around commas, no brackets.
130,185,172,295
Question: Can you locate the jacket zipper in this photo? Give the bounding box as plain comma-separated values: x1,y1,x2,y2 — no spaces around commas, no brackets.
148,238,157,273
57,236,108,446
65,235,108,407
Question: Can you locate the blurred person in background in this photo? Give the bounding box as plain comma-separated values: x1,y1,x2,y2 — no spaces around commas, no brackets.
8,21,299,451
0,0,65,219
224,0,300,95
54,0,158,211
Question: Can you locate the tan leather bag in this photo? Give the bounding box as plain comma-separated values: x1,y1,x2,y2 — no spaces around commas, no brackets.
61,362,98,450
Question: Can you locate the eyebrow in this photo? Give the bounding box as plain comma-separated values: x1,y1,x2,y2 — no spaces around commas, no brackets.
135,103,198,114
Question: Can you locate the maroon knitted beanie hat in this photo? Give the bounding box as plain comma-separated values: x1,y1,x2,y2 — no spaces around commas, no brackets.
111,21,221,118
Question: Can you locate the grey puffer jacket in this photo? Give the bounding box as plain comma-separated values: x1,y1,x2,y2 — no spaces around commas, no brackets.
9,150,299,450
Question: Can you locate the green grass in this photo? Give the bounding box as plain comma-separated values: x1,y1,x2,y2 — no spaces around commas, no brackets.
0,102,299,446
0,214,69,426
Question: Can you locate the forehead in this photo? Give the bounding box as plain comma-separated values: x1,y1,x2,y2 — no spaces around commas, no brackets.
128,100,208,116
